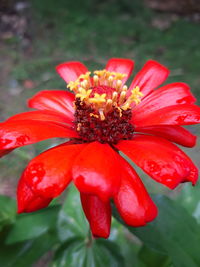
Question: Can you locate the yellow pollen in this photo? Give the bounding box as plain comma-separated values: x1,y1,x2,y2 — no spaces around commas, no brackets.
67,81,79,92
121,86,143,110
90,113,99,118
76,88,92,101
94,70,107,78
78,72,91,81
89,93,106,105
116,107,123,117
114,73,127,80
129,86,144,104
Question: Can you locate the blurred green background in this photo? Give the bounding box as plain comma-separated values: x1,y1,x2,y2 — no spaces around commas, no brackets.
0,0,200,266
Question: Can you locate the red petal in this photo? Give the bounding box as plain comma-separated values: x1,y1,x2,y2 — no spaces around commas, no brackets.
116,135,198,189
0,120,78,150
28,90,75,120
132,104,200,127
129,60,169,97
72,142,121,202
6,110,74,127
56,62,89,83
80,193,111,238
114,157,157,226
133,82,196,119
105,58,134,84
20,143,86,199
17,178,52,213
136,125,197,148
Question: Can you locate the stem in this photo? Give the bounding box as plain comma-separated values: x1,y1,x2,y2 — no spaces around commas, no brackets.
85,229,93,247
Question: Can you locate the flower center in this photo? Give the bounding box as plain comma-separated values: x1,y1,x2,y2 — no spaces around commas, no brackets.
67,69,143,144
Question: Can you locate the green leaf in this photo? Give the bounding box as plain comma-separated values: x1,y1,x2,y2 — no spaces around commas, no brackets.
0,230,58,267
110,220,144,267
57,185,89,241
113,195,200,267
53,238,124,267
177,183,200,223
0,195,16,229
6,205,60,244
139,245,171,267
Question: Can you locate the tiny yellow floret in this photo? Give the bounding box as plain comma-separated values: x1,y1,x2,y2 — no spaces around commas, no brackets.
89,93,106,104
67,80,79,91
76,88,92,101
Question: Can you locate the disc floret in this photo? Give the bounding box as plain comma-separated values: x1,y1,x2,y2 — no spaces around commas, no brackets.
69,69,143,144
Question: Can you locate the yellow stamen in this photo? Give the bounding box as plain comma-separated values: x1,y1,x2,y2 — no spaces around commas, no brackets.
121,100,132,110
99,109,105,120
94,70,107,77
89,93,106,105
108,75,114,86
90,113,99,118
80,80,89,89
114,73,127,80
121,86,143,110
119,91,127,105
122,85,128,91
76,88,92,101
129,86,143,104
116,107,122,117
78,72,91,81
77,123,81,131
105,99,113,112
112,92,118,103
93,75,99,86
116,80,122,91
67,81,79,92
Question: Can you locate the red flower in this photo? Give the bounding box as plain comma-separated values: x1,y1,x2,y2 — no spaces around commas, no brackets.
0,58,199,238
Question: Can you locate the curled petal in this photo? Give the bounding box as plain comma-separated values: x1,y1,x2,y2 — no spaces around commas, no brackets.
80,193,111,238
116,135,198,189
6,110,74,127
114,157,157,226
21,143,86,199
0,120,78,151
132,104,200,127
105,58,134,84
133,82,196,118
28,90,75,120
17,178,52,213
129,60,169,97
72,142,121,202
56,62,89,83
136,125,197,148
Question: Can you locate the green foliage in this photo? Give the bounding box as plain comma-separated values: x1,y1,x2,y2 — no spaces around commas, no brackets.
6,205,60,244
114,195,200,267
53,238,124,267
0,196,16,231
1,187,200,266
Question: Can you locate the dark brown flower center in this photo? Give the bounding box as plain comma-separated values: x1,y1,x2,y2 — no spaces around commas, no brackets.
74,98,134,144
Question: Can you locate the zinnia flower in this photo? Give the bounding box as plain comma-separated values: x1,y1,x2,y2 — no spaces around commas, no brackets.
0,58,199,238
